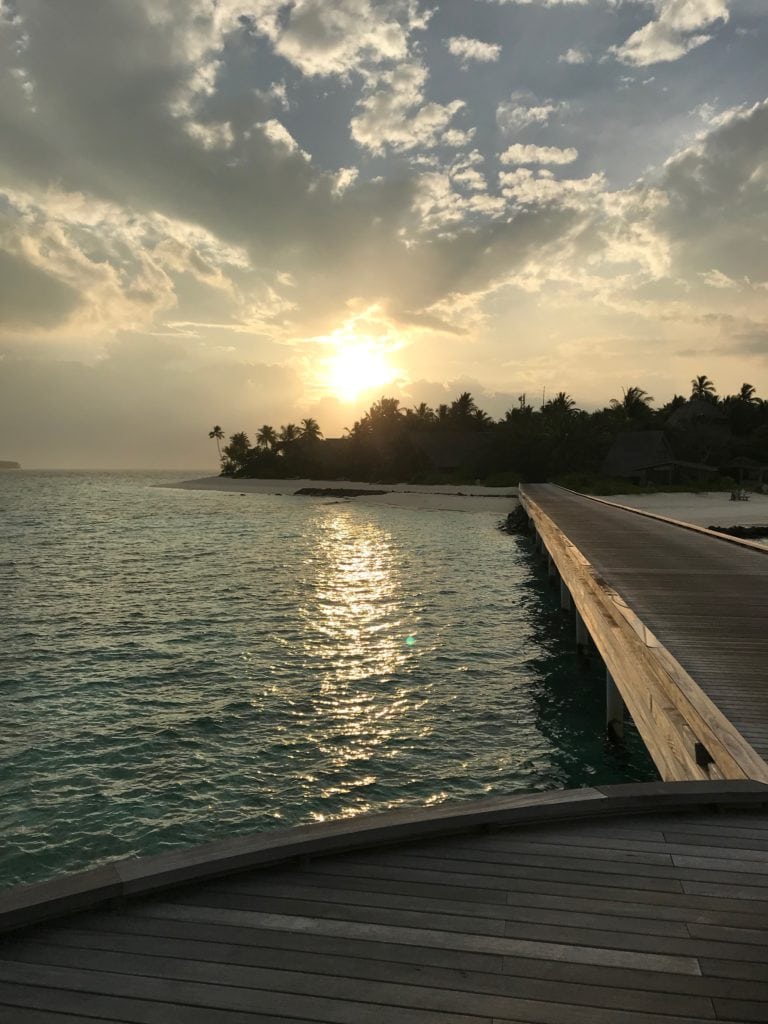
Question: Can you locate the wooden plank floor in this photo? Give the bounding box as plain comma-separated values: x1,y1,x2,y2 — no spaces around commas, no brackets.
1,803,768,1022
522,485,768,763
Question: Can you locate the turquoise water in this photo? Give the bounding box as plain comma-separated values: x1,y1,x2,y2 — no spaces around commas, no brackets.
1,471,655,889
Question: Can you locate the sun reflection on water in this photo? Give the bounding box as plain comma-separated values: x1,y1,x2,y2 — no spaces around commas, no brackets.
292,509,430,810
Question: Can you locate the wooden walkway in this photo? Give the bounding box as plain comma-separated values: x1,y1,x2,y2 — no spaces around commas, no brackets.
1,784,768,1023
519,485,768,784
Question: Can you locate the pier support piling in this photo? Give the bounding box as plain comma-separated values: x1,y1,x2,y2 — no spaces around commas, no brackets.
575,610,590,654
606,670,625,741
560,579,572,611
548,554,557,582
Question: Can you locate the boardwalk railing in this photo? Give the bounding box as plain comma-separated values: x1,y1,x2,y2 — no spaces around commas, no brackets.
519,485,768,785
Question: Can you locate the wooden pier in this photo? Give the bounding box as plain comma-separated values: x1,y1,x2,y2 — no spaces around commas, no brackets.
519,484,768,784
3,484,768,1021
2,782,768,1023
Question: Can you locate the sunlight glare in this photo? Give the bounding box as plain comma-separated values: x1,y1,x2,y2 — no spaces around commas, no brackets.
328,342,398,402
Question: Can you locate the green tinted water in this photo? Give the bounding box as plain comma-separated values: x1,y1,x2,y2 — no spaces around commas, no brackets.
1,471,655,888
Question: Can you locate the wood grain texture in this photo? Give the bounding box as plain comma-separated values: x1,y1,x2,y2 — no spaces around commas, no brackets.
2,803,768,1022
520,484,768,783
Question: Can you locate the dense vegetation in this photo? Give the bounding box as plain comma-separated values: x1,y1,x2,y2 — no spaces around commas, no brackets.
209,377,768,489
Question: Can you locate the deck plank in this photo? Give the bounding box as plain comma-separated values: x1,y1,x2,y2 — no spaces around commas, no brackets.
520,484,768,778
2,801,767,1023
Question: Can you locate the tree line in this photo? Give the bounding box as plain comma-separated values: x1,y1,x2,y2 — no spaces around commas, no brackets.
208,376,768,486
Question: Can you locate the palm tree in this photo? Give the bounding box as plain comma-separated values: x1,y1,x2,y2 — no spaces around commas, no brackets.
738,383,758,404
690,375,717,402
609,386,654,419
542,392,577,415
222,432,251,475
472,407,494,429
450,391,478,421
279,423,300,445
407,402,436,426
256,424,278,450
208,424,224,458
299,418,323,442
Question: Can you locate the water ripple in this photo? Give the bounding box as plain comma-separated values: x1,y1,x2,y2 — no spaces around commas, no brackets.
0,470,655,888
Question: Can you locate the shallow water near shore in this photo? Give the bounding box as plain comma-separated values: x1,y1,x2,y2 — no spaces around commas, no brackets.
1,471,655,889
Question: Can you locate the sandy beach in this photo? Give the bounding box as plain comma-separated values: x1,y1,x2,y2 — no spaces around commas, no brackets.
601,491,768,529
168,476,518,513
169,476,768,528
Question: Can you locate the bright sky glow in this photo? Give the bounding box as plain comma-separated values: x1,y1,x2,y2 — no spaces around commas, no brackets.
1,0,767,467
327,342,400,403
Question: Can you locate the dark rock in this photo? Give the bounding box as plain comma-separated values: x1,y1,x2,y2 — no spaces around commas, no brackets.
499,504,529,534
708,524,768,539
294,487,389,498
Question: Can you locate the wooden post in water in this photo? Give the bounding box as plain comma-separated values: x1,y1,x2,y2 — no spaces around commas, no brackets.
606,669,625,740
575,610,589,654
560,578,571,611
548,553,557,582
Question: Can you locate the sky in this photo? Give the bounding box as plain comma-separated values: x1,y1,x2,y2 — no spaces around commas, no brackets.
0,0,767,468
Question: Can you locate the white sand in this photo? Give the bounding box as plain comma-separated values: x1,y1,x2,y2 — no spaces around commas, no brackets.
167,475,518,513
595,491,768,529
168,477,768,527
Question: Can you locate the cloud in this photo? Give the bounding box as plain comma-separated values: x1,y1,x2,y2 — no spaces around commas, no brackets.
613,0,729,67
500,144,578,165
483,0,588,6
446,36,502,66
658,98,768,280
263,0,421,78
499,168,604,207
496,92,561,134
350,62,464,154
144,0,425,80
442,127,477,147
700,268,739,289
559,48,589,65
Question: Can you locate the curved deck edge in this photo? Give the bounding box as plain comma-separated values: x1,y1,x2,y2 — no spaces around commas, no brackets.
2,780,767,936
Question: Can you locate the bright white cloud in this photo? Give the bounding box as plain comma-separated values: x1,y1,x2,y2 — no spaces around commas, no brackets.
701,268,739,289
559,48,589,64
501,144,578,165
351,63,464,154
446,36,502,65
258,119,309,159
442,127,477,147
485,0,588,5
184,120,235,150
613,0,729,67
451,150,488,192
497,92,560,133
145,0,425,78
268,0,419,77
499,168,605,207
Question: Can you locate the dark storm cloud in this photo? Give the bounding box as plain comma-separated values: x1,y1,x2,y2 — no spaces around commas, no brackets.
659,99,768,280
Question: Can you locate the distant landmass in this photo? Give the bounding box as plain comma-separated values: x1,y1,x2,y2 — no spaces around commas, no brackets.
0,461,21,469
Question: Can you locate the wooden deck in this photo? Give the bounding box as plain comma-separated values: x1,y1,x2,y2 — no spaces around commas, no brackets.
519,485,768,784
1,783,768,1023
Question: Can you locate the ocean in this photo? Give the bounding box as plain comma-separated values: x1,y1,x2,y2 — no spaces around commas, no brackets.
1,471,655,889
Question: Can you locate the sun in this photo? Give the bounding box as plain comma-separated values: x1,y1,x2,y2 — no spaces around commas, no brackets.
327,342,399,402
